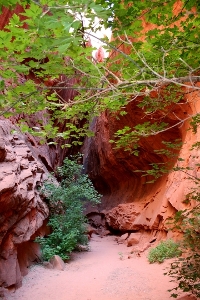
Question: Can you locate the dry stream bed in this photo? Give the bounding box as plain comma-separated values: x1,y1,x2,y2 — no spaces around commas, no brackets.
7,236,195,300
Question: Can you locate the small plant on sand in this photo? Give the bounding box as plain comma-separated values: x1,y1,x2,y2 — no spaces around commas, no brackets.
37,155,101,260
118,252,124,260
148,239,182,263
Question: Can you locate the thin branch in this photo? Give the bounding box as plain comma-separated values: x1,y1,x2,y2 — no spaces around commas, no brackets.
82,31,141,68
42,86,107,91
179,170,200,182
91,57,121,86
41,76,200,91
0,91,38,116
133,48,200,90
146,114,197,136
179,58,193,71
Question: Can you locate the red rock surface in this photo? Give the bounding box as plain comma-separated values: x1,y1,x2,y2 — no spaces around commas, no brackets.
83,93,200,240
82,0,200,241
0,6,83,293
0,5,25,29
0,119,49,293
0,3,200,297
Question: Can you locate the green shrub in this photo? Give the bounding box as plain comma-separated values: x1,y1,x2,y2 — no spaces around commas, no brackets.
148,239,182,263
166,195,200,298
37,156,101,260
168,251,200,298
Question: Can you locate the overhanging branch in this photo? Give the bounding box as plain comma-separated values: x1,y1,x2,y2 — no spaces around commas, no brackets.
41,76,200,91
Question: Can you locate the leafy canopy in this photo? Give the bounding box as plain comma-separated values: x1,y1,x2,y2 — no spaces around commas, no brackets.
0,0,199,147
1,1,200,296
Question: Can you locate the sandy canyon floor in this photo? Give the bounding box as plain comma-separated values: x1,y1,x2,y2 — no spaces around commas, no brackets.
7,235,195,300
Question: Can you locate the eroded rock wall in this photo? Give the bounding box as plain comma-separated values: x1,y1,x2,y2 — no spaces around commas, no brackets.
0,119,49,293
83,94,200,241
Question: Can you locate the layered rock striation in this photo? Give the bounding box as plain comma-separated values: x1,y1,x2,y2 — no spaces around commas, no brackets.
0,119,49,294
0,2,200,296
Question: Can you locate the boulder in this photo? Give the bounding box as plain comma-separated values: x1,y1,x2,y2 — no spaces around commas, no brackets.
86,224,97,239
130,242,152,254
98,229,111,237
49,255,65,271
43,261,53,269
127,233,141,247
116,233,129,244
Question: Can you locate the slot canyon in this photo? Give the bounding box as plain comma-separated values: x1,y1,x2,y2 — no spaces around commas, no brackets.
0,1,199,299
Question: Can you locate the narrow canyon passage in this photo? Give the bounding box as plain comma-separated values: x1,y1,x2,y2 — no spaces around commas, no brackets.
7,235,191,300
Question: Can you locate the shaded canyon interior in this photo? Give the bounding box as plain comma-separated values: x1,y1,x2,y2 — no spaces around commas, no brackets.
0,3,200,297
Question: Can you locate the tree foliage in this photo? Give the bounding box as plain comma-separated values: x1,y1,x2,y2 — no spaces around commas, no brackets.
37,156,101,260
166,183,200,298
0,0,199,147
0,1,200,296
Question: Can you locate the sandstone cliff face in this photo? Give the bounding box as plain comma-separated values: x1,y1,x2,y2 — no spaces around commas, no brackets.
84,94,200,241
0,119,49,294
0,2,199,296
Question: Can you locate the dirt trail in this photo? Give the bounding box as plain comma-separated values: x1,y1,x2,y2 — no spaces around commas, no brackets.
7,235,193,300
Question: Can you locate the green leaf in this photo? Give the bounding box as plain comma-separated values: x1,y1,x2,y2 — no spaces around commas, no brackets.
0,80,5,91
57,43,71,53
14,65,30,73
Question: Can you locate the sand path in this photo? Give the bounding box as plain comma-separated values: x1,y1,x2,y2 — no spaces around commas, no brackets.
7,235,193,300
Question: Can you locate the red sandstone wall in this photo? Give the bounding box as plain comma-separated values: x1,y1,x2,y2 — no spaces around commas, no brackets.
0,2,199,294
0,119,49,295
83,88,200,241
83,0,200,240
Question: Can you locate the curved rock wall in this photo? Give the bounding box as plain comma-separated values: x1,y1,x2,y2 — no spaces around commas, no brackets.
0,2,200,295
83,95,200,240
84,100,185,209
0,119,49,294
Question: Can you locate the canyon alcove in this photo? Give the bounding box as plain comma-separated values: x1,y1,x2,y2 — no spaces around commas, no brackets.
0,1,200,299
